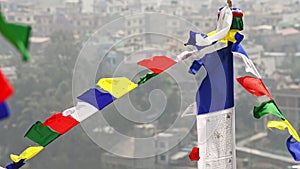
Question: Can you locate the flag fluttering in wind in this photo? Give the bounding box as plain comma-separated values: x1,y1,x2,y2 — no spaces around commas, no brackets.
137,56,177,74
6,159,25,169
189,147,200,161
253,100,285,119
138,71,158,85
42,113,79,135
24,121,61,147
10,146,44,163
237,76,273,100
0,10,31,61
190,42,234,115
0,69,14,120
97,77,138,98
0,70,14,103
287,136,300,161
77,88,116,110
267,120,300,142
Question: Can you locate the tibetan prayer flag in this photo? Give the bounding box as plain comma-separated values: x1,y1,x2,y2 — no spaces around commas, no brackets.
24,121,60,147
287,136,300,161
0,69,13,103
253,100,285,119
233,52,261,78
137,56,177,74
184,31,208,50
10,146,44,163
189,147,200,161
138,72,158,85
191,42,234,114
231,33,261,78
6,159,25,169
42,113,79,134
0,102,9,119
77,88,115,110
97,77,138,98
237,76,273,100
267,120,300,142
189,59,203,75
0,11,31,61
71,102,99,122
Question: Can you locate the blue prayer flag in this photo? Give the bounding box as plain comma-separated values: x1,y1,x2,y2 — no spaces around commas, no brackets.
287,135,300,161
190,43,234,114
0,102,9,120
6,159,25,169
184,31,209,50
77,88,116,110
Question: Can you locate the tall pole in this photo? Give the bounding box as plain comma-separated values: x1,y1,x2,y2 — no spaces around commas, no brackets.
196,1,236,168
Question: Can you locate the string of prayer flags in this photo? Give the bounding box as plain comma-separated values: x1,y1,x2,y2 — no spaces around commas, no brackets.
137,56,177,74
253,100,285,120
189,147,200,161
77,88,116,110
97,77,138,98
287,136,300,161
237,76,273,100
42,113,79,135
6,159,25,169
138,72,158,85
24,121,60,147
0,10,31,62
267,120,300,142
10,146,44,163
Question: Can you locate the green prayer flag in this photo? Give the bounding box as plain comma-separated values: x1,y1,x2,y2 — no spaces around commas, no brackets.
0,10,31,61
231,17,243,31
138,72,158,85
253,100,285,120
24,121,60,147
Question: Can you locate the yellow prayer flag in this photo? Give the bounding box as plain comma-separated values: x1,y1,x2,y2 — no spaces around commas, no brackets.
207,29,239,43
97,77,138,98
267,120,300,142
10,146,44,162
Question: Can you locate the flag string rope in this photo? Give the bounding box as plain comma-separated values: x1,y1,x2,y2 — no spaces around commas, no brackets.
2,4,300,168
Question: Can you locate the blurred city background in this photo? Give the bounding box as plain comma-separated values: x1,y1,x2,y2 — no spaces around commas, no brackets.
0,0,300,168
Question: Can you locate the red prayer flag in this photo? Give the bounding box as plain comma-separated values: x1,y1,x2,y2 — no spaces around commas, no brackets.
189,147,200,161
42,112,79,134
137,56,177,74
237,76,273,100
0,69,13,103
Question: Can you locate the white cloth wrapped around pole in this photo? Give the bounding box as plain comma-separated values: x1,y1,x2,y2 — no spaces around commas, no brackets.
197,108,236,169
